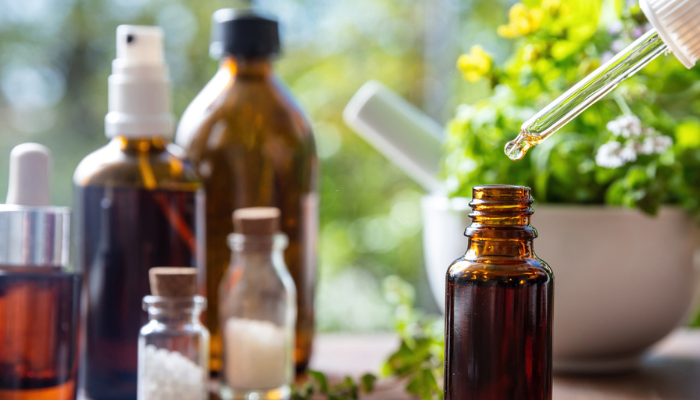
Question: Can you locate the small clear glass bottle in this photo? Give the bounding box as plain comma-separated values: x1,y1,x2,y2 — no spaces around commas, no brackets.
138,268,209,400
220,208,296,400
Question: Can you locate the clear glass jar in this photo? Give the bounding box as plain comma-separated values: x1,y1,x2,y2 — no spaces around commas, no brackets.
220,233,297,400
138,296,210,400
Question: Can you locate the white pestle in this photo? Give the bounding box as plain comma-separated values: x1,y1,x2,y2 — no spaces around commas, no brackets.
343,81,444,193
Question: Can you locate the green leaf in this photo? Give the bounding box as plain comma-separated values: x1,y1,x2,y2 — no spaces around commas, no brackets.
551,41,579,61
342,377,359,399
308,370,329,393
406,368,440,400
605,179,626,205
361,374,377,393
675,120,700,149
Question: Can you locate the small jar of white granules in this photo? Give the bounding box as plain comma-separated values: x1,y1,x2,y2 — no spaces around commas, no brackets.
138,267,209,400
220,208,297,400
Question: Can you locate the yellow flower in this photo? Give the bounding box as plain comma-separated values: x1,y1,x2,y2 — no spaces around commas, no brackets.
457,45,493,82
497,3,543,38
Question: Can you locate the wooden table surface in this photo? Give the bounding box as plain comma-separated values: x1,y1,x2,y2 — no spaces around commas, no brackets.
309,329,700,399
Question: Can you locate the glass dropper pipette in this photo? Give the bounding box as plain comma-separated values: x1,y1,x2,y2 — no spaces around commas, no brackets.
504,29,668,161
504,0,700,161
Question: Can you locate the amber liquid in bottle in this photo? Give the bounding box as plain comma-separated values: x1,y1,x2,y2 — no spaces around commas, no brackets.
74,138,204,400
177,57,318,373
0,268,81,400
444,185,553,400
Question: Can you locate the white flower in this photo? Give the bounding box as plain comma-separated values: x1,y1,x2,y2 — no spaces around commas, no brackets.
596,141,626,168
596,141,640,169
606,115,643,138
619,143,638,162
601,51,614,64
639,135,673,154
608,21,623,36
610,39,625,53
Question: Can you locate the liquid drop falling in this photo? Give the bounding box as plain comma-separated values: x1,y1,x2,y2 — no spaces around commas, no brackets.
504,131,533,161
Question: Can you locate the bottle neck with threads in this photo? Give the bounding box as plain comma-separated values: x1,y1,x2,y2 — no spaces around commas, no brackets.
464,185,536,260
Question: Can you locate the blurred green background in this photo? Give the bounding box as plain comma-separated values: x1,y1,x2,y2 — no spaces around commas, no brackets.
0,0,512,331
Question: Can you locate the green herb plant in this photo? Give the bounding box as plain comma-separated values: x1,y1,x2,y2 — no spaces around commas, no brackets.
291,276,445,400
446,0,700,217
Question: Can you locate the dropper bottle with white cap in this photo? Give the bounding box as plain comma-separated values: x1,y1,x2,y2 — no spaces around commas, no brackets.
505,0,700,160
73,25,204,400
0,143,81,399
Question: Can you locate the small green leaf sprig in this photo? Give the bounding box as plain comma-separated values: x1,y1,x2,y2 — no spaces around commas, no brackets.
381,276,444,400
291,371,376,400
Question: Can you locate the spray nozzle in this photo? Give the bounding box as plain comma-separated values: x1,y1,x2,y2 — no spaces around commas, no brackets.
115,25,165,67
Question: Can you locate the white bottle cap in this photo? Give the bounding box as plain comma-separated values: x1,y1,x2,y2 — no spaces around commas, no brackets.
641,0,700,68
6,143,51,206
105,25,174,138
0,143,70,267
343,81,444,193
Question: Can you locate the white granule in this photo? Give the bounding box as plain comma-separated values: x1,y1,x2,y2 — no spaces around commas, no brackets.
224,318,289,390
139,344,207,400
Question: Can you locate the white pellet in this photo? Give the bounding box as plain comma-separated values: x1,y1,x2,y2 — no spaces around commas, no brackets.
139,344,206,400
224,318,289,390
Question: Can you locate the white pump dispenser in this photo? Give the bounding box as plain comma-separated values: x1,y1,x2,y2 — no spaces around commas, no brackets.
105,25,174,139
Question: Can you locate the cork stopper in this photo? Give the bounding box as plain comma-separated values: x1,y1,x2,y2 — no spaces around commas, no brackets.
149,267,197,297
233,207,280,235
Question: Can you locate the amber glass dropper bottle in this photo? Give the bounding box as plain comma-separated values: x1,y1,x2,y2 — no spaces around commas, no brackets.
0,144,79,400
444,185,553,400
74,26,204,400
176,10,318,374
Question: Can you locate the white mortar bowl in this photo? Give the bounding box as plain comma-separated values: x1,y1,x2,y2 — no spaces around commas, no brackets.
422,195,699,373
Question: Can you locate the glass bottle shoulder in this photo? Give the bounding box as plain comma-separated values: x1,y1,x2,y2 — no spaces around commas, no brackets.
222,257,291,294
447,254,552,285
176,69,316,158
73,138,201,191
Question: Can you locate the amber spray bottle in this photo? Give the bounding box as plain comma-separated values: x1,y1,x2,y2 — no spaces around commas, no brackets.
74,26,204,400
176,10,318,373
0,144,80,400
444,185,553,400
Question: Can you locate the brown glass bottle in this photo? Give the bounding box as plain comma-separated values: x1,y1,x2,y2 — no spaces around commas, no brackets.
444,185,553,400
176,11,318,373
0,268,81,400
74,137,204,400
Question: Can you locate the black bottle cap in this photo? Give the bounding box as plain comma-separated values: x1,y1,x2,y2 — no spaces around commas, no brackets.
210,9,281,59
